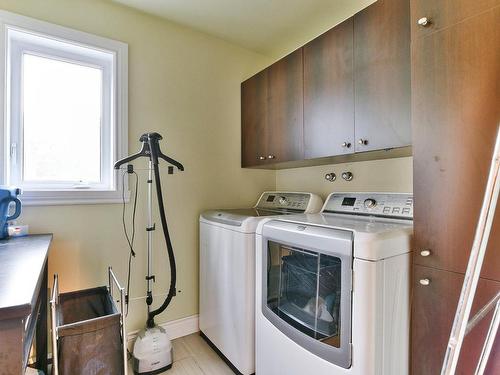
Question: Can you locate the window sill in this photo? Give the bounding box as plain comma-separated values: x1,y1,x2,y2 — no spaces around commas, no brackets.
19,190,130,206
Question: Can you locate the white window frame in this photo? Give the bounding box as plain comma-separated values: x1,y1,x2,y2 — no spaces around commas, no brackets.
0,10,128,205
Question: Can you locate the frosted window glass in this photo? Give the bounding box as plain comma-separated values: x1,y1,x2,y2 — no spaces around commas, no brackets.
22,53,102,183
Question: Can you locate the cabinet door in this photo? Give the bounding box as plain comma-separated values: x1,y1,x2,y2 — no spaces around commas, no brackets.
266,49,304,163
411,0,499,38
241,69,269,167
353,0,411,152
412,7,500,280
303,18,354,159
412,266,500,375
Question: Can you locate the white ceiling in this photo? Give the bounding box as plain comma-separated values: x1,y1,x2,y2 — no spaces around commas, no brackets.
112,0,375,57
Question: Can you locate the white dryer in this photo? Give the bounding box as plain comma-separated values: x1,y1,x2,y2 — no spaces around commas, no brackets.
256,192,413,375
199,192,322,375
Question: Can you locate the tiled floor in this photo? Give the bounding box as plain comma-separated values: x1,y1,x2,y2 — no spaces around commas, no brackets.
128,333,234,375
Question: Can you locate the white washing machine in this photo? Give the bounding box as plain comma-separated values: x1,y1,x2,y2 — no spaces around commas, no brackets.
199,192,323,375
256,192,413,375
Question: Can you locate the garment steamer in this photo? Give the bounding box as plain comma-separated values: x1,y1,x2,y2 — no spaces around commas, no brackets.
114,132,184,374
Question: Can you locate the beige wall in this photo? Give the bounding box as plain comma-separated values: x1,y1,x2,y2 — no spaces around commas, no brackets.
268,0,376,59
275,157,413,202
0,0,275,331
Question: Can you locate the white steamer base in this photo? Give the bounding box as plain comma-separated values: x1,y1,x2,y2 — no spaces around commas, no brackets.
132,325,173,374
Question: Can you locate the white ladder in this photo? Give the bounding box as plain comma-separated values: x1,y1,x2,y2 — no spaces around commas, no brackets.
441,126,500,375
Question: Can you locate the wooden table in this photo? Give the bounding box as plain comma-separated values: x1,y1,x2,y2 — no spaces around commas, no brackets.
0,234,52,375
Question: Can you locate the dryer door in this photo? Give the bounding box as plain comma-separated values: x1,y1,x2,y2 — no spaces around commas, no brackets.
261,220,353,369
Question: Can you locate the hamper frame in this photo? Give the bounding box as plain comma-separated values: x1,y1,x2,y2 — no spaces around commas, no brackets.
50,267,128,375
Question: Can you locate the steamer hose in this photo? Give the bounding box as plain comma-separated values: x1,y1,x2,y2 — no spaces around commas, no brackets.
146,161,177,328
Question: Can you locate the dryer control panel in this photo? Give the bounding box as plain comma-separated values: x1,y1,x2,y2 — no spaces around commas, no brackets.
323,193,413,220
256,192,315,212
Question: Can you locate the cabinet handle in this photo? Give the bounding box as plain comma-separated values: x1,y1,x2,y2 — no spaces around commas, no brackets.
419,278,430,286
358,139,368,146
341,142,351,148
417,17,431,27
258,156,266,160
267,155,276,160
420,249,431,257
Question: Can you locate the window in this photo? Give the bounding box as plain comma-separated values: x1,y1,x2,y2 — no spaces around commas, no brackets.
0,11,128,204
21,54,103,185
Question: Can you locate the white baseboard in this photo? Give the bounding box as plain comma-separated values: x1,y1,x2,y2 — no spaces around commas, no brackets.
127,314,199,346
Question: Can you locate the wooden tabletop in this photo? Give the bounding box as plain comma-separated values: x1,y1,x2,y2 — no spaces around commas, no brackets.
0,234,52,320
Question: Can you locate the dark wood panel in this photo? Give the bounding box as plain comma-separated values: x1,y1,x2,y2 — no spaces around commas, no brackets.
412,7,500,280
0,319,23,375
411,0,500,38
0,235,51,375
241,70,269,167
35,264,48,372
353,0,411,152
303,17,354,159
245,146,412,170
267,49,304,163
412,266,500,375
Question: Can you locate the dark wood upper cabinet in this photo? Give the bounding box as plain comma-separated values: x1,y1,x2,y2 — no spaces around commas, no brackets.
412,266,500,375
303,18,354,159
241,69,269,167
241,49,303,167
241,0,412,168
411,0,499,38
354,0,411,152
412,7,500,281
266,49,304,164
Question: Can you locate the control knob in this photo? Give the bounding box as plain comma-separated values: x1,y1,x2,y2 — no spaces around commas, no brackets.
364,198,377,209
278,196,289,206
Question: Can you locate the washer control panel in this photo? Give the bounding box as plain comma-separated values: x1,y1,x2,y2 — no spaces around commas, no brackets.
323,193,413,219
256,192,312,212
